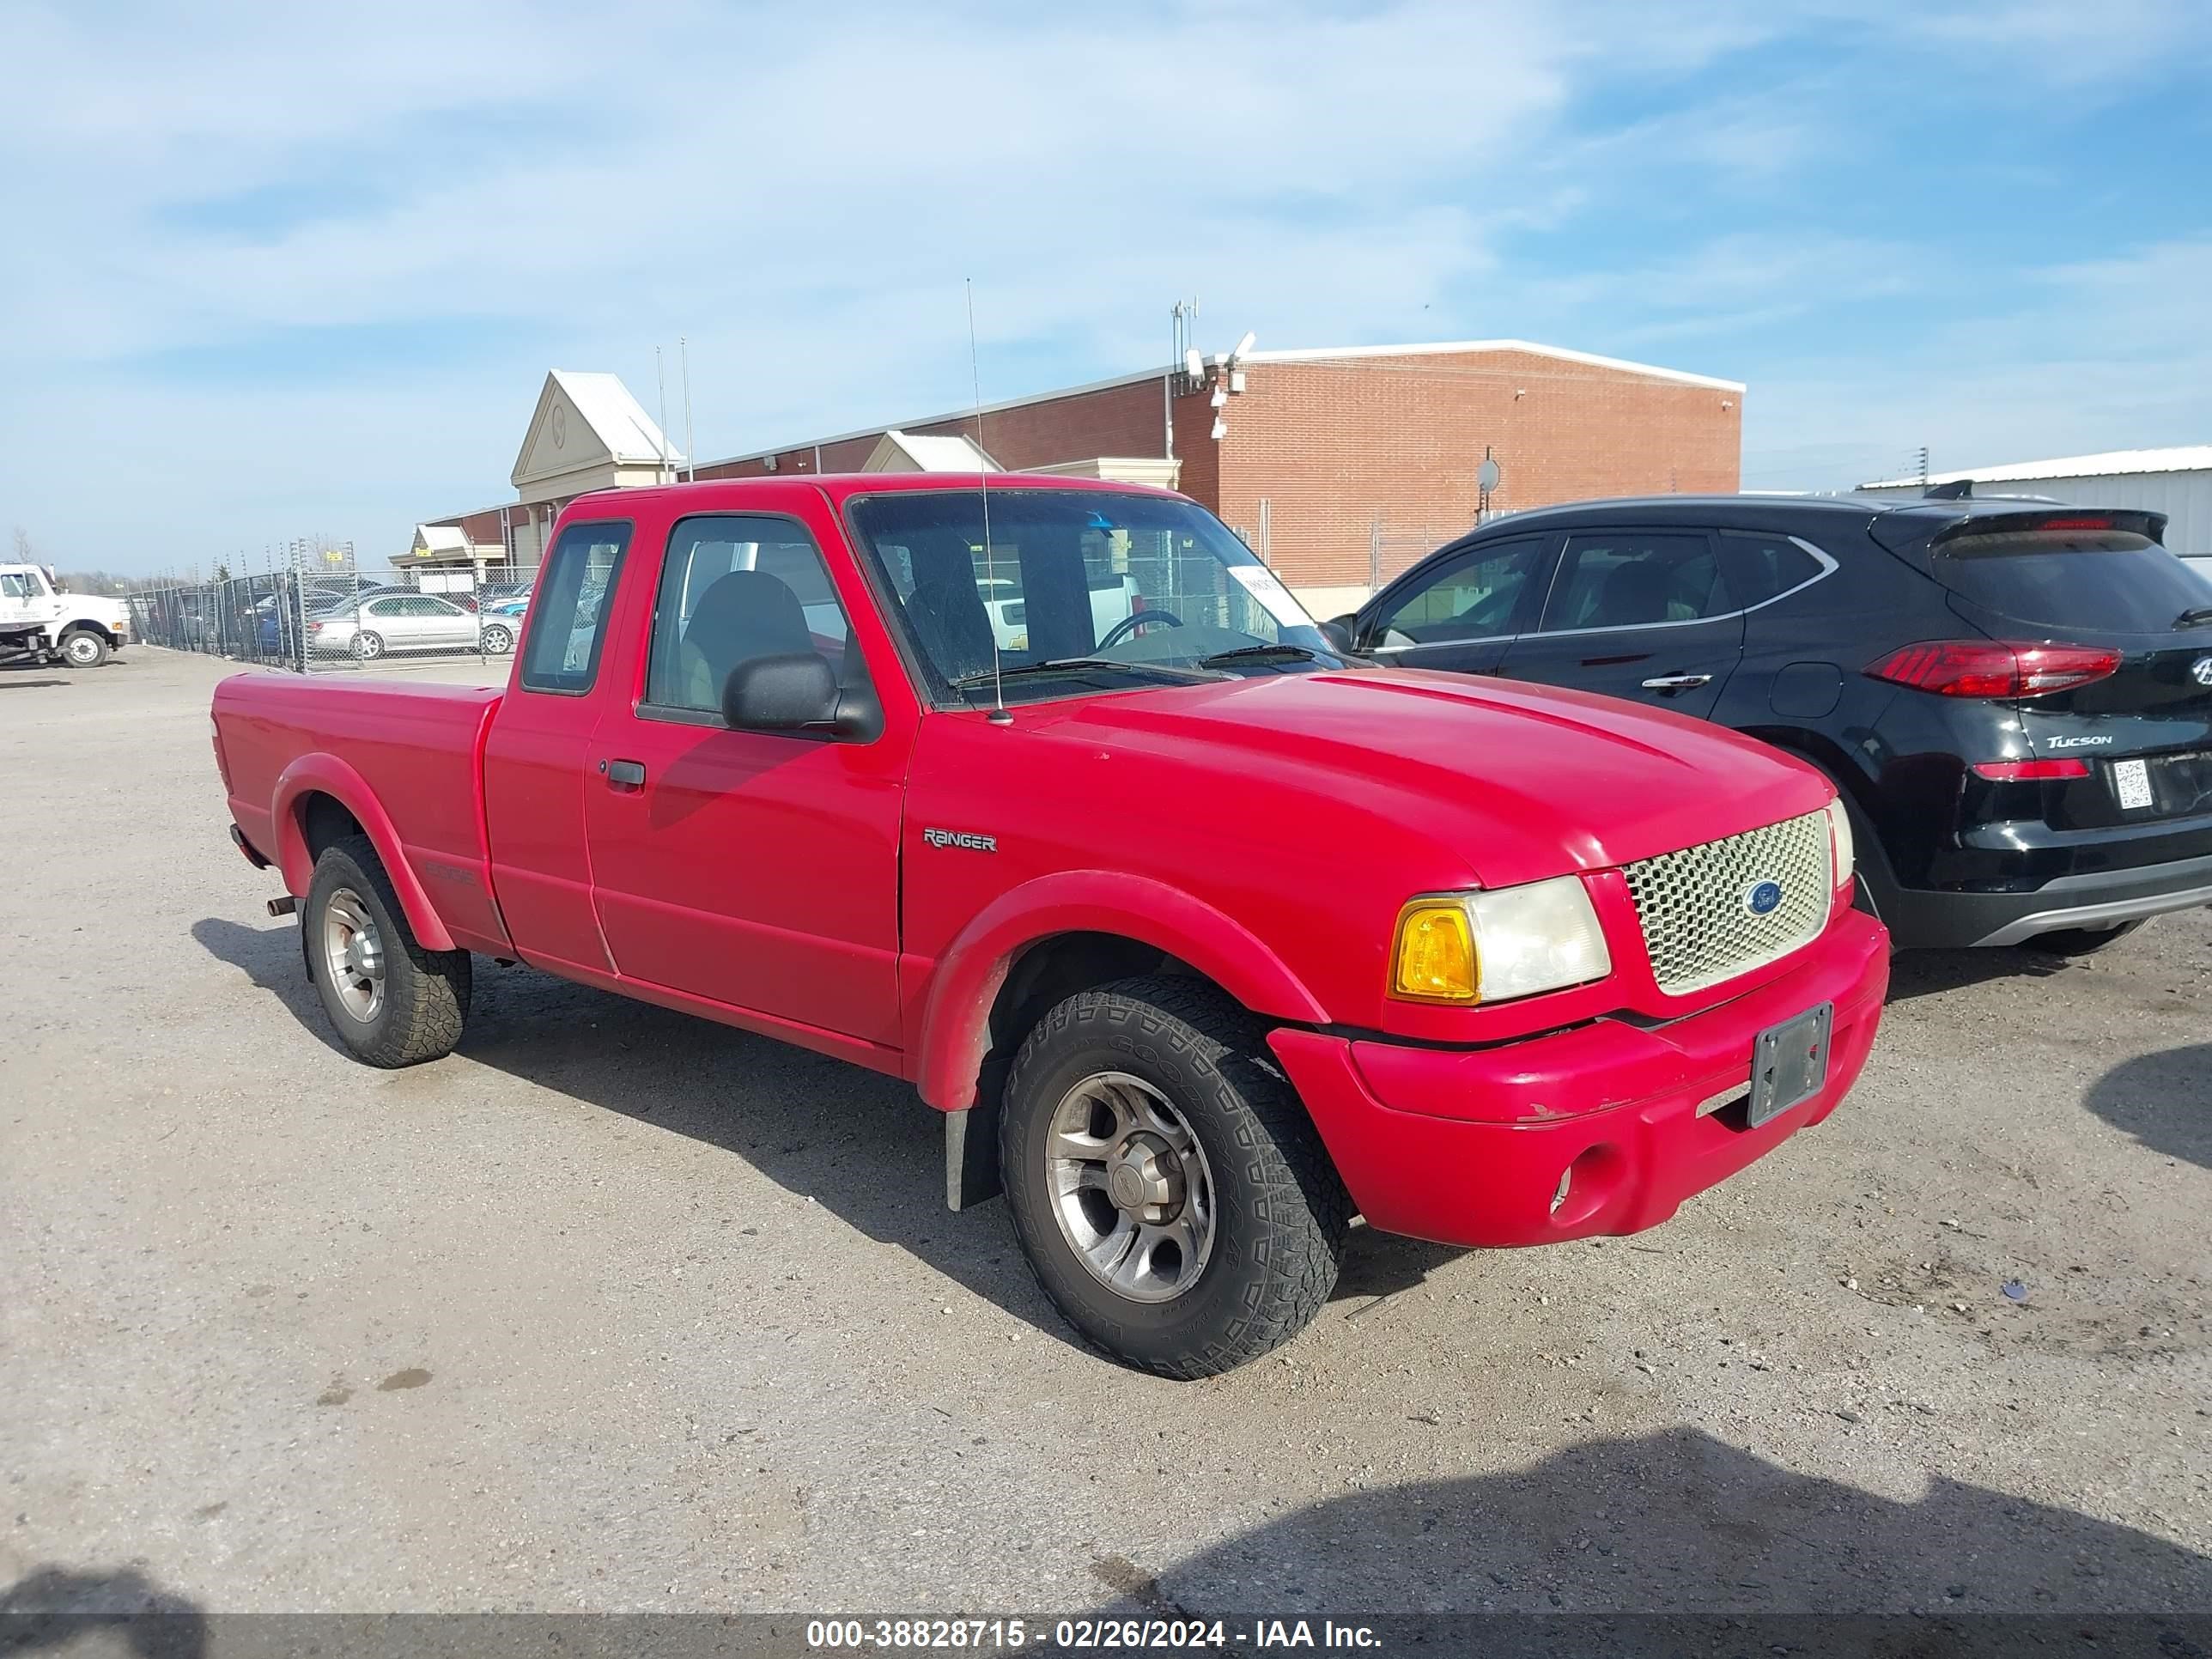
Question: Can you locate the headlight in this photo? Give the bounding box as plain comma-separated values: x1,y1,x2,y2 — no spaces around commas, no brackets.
1389,875,1612,1006
1824,796,1855,890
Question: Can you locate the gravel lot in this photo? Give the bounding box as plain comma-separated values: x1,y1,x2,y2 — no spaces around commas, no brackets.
3,647,2207,1621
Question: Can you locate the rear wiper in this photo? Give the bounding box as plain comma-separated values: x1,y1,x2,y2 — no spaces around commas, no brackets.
1196,642,1327,667
947,657,1221,688
2174,605,2212,629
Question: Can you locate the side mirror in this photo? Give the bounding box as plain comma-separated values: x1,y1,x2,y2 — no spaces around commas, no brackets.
1319,615,1358,655
720,653,880,740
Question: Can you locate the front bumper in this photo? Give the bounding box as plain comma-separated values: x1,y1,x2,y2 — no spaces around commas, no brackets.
1268,909,1888,1249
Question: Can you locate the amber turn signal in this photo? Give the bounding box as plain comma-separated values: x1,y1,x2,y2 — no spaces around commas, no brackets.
1390,899,1480,1005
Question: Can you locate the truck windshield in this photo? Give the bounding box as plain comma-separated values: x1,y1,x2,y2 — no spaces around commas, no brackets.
846,489,1336,704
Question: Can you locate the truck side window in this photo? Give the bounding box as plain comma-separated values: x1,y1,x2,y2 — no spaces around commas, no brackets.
643,514,855,720
519,520,631,695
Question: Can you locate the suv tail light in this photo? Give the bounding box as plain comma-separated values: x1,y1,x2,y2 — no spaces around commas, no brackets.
1971,758,2091,781
1865,641,2121,698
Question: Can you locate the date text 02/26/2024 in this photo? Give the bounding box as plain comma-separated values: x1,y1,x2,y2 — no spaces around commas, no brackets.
805,1619,1382,1651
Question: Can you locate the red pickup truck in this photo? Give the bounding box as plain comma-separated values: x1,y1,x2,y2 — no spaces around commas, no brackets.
213,474,1888,1376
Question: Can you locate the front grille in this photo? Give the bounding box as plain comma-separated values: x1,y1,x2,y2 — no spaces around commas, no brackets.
1622,810,1832,998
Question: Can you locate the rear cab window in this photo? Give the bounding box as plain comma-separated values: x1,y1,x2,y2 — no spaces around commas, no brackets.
520,520,631,694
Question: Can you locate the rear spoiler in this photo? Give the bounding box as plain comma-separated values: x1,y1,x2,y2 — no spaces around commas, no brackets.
1869,503,2171,554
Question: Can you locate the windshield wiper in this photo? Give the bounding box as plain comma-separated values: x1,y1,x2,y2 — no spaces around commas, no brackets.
2174,605,2212,629
1195,642,1328,667
947,657,1221,689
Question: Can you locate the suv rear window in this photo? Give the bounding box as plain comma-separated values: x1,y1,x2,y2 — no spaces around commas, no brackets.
1931,524,2207,634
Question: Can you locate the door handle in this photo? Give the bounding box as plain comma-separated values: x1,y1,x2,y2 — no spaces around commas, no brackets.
601,758,647,788
1640,673,1713,691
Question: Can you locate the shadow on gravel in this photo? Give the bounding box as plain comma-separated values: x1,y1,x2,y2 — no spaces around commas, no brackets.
191,917,1468,1351
2085,1042,2212,1171
1097,1427,2211,1632
1884,946,2064,1002
0,1565,205,1657
0,676,70,689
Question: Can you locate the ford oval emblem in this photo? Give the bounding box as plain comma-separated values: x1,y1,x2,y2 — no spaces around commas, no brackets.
1744,879,1784,917
2193,656,2212,689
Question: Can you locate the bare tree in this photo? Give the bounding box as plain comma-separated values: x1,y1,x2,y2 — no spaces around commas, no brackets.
9,526,33,562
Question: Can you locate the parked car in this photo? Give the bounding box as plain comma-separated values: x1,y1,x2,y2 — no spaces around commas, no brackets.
1332,493,2212,954
213,475,1886,1376
305,592,487,659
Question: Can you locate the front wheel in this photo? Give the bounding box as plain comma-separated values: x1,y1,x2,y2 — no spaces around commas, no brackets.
60,629,110,668
1000,976,1350,1378
305,835,471,1066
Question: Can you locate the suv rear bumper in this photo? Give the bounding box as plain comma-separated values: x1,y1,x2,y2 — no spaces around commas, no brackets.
1268,910,1887,1249
1893,850,2212,948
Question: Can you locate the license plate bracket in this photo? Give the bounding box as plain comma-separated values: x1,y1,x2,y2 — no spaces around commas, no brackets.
1747,1002,1833,1128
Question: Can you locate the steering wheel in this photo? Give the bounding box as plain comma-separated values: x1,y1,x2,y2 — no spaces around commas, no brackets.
1097,609,1183,651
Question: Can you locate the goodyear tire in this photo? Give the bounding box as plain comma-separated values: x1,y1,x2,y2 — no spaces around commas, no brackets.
60,629,109,668
304,836,470,1067
1000,975,1349,1378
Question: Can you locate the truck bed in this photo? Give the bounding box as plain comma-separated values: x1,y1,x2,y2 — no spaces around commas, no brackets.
213,673,508,953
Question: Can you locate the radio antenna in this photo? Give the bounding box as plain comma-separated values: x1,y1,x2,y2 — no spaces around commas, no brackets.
967,278,1011,725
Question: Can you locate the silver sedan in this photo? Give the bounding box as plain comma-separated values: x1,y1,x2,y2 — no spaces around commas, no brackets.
307,594,487,659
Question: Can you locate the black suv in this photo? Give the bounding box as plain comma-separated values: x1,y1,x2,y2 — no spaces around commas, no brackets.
1330,493,2212,952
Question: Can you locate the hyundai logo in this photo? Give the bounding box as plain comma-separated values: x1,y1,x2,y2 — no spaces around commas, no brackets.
1743,879,1785,917
2193,656,2212,690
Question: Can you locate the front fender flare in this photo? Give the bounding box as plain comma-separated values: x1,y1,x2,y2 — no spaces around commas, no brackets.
269,752,456,951
911,870,1328,1112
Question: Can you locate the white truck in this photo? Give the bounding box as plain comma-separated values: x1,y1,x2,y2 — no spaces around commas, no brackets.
0,564,132,668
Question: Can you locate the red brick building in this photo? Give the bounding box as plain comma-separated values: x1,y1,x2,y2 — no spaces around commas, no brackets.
444,341,1741,607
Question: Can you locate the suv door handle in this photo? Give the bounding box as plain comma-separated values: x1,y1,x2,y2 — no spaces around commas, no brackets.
601,758,647,788
1640,673,1712,691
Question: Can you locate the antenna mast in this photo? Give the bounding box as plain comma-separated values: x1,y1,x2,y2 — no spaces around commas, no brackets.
654,347,672,484
680,336,696,483
967,279,1010,724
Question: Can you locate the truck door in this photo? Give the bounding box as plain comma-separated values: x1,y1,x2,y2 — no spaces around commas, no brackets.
580,497,911,1049
482,519,635,975
0,571,35,632
1496,528,1745,719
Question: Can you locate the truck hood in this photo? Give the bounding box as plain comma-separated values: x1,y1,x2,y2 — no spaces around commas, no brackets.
1026,667,1832,888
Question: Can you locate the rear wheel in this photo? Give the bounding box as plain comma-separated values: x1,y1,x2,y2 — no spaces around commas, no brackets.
1000,975,1349,1378
305,836,470,1066
59,629,109,668
351,631,384,660
2023,921,2145,957
480,623,514,655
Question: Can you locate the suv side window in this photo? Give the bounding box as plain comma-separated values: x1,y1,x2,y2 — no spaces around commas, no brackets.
643,514,855,720
1717,531,1826,608
520,520,631,694
1540,532,1729,632
1370,537,1547,649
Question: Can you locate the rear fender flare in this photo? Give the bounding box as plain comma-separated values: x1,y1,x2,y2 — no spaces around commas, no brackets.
270,753,456,951
911,871,1328,1112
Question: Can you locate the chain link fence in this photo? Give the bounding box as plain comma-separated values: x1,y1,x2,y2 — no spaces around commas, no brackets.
131,553,535,675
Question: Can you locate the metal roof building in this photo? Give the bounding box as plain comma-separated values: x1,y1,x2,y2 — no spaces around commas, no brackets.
1858,447,2212,558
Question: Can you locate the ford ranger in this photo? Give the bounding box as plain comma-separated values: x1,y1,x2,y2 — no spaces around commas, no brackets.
211,475,1889,1376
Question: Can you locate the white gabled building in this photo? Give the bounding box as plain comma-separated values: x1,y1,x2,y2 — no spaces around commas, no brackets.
1857,447,2212,559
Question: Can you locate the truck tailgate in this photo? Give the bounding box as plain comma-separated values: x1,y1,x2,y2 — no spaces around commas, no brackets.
213,673,507,951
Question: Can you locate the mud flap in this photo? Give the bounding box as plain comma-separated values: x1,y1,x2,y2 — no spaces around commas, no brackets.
945,1092,1004,1212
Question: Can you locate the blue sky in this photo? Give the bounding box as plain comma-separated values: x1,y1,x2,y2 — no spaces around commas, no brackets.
3,0,2209,575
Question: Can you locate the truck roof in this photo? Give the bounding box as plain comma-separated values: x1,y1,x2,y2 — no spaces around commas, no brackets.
563,471,1186,514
